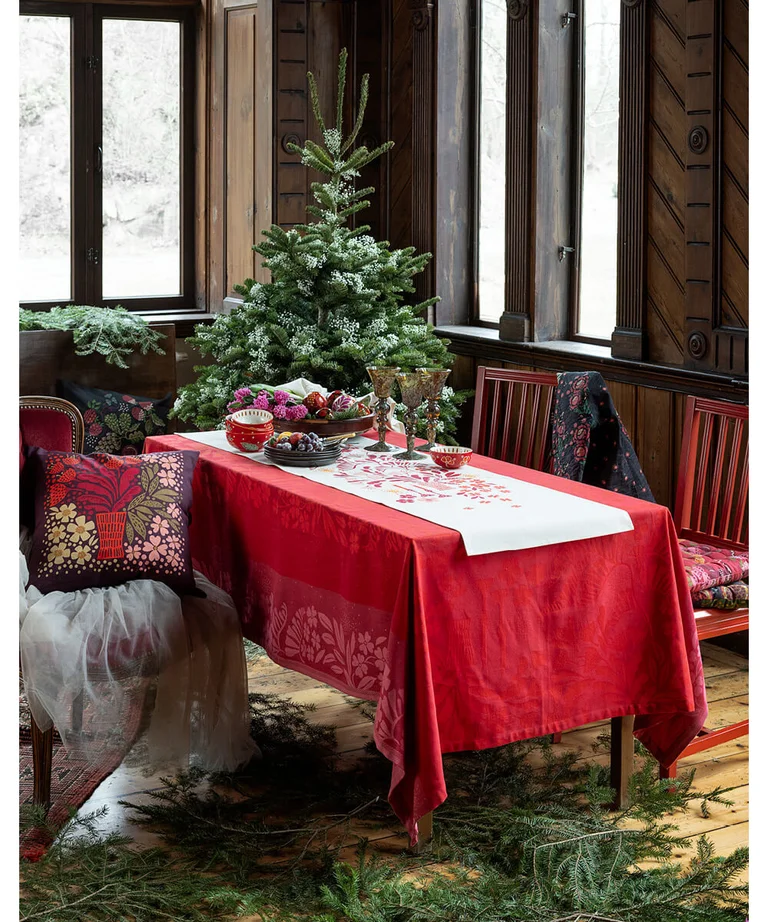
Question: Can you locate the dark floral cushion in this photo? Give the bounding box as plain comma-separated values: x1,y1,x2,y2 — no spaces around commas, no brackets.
26,448,199,595
57,380,172,456
693,580,748,611
679,539,749,594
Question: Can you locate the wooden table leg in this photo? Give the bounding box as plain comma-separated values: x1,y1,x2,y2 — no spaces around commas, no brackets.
610,715,634,810
413,811,433,853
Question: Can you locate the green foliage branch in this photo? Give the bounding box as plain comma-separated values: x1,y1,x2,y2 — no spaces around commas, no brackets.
19,305,166,369
20,688,748,921
172,49,469,440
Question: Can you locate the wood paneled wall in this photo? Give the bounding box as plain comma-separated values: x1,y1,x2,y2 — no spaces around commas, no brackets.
203,0,273,311
646,0,748,374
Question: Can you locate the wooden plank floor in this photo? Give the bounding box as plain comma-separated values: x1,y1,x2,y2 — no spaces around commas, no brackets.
246,640,749,870
75,641,748,880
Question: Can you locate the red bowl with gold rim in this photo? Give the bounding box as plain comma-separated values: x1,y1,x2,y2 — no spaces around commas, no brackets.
430,446,472,470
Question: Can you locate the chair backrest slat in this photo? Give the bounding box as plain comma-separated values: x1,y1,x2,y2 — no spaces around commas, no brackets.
693,412,713,533
720,418,743,540
674,395,748,551
471,367,558,471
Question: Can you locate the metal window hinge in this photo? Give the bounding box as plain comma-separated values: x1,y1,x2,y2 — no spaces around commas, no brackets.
87,248,100,265
558,245,575,261
86,55,99,70
561,11,577,27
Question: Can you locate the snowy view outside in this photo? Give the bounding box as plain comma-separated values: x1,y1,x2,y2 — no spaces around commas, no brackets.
19,16,71,301
578,0,620,340
19,16,182,302
477,0,507,323
478,0,620,339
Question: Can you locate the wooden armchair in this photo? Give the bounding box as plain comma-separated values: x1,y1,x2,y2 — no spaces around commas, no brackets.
660,396,749,778
470,367,558,470
20,396,85,807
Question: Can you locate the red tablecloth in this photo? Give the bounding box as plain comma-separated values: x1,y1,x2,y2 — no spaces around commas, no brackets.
146,433,707,844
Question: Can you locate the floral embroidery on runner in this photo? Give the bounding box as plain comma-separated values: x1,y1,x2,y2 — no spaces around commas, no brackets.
319,449,521,507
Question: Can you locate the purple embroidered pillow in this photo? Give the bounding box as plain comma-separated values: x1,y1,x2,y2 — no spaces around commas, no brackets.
26,448,199,595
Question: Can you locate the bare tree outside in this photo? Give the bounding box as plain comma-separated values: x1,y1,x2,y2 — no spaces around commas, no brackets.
19,15,71,301
19,15,182,302
477,0,507,323
477,0,620,337
578,0,620,339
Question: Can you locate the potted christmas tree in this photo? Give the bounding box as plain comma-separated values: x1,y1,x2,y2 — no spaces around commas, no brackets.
173,49,468,441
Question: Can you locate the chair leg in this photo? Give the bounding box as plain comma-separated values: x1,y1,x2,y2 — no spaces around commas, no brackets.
610,715,635,810
31,717,53,808
551,732,563,744
660,761,677,780
72,690,84,733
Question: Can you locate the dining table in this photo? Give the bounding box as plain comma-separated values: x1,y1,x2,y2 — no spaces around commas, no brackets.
145,429,707,846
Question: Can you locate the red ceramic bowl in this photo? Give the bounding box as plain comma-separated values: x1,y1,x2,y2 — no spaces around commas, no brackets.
430,446,472,470
224,410,274,451
225,426,272,452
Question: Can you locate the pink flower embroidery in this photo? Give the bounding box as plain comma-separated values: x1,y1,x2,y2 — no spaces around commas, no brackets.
89,423,103,437
151,516,170,536
125,545,142,562
83,409,97,424
143,535,168,561
158,470,176,487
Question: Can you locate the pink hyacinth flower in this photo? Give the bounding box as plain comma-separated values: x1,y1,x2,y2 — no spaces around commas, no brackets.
271,403,288,419
253,394,270,410
274,389,290,404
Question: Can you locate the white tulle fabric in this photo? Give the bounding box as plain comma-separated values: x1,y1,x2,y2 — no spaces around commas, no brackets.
19,549,258,773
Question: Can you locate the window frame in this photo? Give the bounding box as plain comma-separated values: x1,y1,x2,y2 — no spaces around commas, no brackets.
19,0,196,312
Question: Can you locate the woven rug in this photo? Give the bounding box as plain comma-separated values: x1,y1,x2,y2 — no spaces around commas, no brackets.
19,679,150,860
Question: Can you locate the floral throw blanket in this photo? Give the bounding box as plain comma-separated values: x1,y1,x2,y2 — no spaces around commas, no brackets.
552,372,655,502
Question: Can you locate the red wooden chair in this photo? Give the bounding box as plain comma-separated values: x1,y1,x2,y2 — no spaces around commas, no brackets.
20,396,85,807
470,367,558,470
660,395,749,778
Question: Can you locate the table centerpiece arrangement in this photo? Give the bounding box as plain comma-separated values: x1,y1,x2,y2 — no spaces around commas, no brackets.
226,384,374,438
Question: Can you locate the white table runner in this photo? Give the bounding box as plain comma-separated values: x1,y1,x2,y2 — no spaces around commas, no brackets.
178,430,633,556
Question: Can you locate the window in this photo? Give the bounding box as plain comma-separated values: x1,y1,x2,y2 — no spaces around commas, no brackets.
475,0,508,325
572,0,621,342
19,2,195,311
472,1,621,341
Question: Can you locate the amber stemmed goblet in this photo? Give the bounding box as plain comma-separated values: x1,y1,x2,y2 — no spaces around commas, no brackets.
365,366,400,452
393,372,428,461
416,368,451,451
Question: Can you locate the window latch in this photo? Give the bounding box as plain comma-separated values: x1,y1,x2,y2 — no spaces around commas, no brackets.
561,11,577,28
558,245,575,262
87,248,100,265
86,55,99,70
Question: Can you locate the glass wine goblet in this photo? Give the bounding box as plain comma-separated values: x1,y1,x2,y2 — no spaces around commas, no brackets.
365,366,400,452
393,371,428,461
415,368,451,451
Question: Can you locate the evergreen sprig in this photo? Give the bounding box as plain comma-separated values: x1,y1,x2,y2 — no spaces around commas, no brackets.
173,50,469,440
19,305,166,369
20,690,748,921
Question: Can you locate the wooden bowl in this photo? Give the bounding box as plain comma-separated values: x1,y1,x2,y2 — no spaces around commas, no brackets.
272,412,375,437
